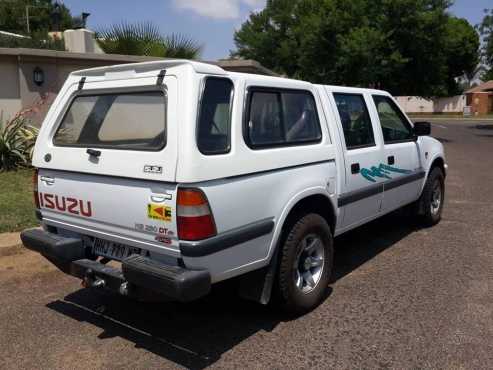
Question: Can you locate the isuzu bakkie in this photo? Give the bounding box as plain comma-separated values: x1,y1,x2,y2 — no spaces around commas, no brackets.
21,60,446,314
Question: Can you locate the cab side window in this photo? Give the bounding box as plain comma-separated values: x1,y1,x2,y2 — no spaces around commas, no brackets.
248,91,284,146
246,88,322,148
372,95,413,143
197,77,234,154
333,93,375,149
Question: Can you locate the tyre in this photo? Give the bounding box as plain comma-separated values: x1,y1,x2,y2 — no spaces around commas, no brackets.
418,167,445,226
276,213,333,315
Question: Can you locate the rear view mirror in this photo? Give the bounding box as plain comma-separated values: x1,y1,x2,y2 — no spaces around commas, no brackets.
414,121,431,136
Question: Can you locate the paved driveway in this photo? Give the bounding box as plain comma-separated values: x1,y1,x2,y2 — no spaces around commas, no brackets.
1,121,493,369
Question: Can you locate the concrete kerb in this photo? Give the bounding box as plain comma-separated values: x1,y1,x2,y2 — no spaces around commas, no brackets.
0,232,23,257
0,232,21,248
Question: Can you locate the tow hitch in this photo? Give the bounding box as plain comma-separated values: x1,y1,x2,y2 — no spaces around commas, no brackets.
21,229,212,302
81,269,106,289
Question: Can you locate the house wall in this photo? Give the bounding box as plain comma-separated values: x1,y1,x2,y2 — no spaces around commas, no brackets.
466,92,492,115
18,58,123,124
0,55,145,126
395,95,466,114
0,56,21,122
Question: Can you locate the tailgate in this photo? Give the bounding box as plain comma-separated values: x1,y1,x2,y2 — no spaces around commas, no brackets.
38,169,180,256
32,75,178,182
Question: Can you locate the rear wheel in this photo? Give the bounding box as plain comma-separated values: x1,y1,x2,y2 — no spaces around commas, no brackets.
276,213,333,315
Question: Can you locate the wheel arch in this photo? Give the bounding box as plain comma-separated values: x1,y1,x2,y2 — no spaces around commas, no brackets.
417,154,446,199
429,156,446,177
238,189,337,305
268,189,337,263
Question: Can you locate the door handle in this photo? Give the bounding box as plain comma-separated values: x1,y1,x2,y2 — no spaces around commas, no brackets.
40,176,55,185
86,148,101,157
150,193,172,203
388,156,395,165
351,163,360,174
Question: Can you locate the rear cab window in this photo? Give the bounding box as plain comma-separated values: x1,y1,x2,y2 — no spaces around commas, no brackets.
53,90,166,151
197,77,234,155
245,88,322,148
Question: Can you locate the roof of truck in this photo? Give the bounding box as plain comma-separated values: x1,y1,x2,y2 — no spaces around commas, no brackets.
70,59,390,96
70,59,228,77
319,84,389,95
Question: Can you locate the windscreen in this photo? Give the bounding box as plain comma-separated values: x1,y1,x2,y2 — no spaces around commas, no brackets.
53,91,166,151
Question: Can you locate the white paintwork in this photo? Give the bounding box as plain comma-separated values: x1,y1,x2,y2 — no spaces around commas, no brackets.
33,59,446,283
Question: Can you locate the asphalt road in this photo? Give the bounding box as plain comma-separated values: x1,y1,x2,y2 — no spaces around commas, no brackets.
2,121,493,369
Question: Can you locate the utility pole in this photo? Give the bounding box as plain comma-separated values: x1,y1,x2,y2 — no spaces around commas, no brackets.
25,4,51,35
25,5,30,34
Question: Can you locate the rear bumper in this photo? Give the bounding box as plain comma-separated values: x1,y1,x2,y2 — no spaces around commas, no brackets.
20,229,211,302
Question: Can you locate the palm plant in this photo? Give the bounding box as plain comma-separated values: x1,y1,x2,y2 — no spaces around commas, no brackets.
96,22,202,59
0,115,39,172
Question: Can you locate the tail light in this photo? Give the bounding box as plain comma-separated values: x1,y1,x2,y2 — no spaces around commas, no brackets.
177,188,216,241
33,168,40,209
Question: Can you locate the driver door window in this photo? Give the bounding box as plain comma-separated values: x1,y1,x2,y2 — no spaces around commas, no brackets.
372,95,414,143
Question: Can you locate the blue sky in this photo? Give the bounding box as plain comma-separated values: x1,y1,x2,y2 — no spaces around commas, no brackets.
62,0,491,60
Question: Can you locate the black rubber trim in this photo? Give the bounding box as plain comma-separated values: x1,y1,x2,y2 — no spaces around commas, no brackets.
383,170,425,191
78,77,86,90
180,217,275,257
156,69,166,85
338,182,383,207
338,169,426,207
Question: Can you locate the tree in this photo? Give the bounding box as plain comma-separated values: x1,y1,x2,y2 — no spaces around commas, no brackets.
0,0,73,36
478,9,493,81
96,22,202,59
233,0,480,96
444,17,480,93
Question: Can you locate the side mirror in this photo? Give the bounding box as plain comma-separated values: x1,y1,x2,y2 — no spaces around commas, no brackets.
413,121,431,136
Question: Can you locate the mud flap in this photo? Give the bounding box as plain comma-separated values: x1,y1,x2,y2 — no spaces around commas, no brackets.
238,248,279,305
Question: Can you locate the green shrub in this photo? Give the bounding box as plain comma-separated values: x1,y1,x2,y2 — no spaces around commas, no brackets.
0,116,39,171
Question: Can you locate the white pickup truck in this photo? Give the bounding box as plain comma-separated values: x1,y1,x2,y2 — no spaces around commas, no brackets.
21,60,446,314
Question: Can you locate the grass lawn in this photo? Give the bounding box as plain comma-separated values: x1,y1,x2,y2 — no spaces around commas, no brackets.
0,169,39,233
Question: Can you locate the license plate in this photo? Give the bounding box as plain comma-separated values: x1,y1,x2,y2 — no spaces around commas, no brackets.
92,238,142,261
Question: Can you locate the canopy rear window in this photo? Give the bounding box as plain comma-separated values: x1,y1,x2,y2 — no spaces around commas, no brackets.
53,91,166,151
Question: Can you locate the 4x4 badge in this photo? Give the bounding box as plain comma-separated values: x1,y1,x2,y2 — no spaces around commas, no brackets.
144,165,162,174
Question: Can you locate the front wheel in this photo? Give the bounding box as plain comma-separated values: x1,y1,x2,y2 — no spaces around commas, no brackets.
418,167,445,226
276,213,333,315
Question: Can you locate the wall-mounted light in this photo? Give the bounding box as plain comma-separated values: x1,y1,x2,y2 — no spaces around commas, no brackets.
33,67,44,86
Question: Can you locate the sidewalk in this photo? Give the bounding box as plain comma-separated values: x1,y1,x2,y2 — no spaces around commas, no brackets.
409,115,493,122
